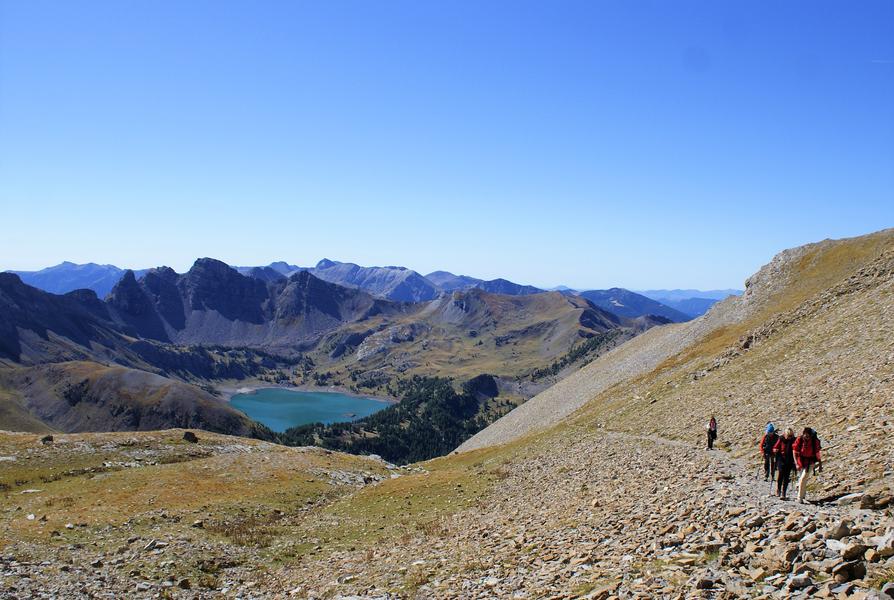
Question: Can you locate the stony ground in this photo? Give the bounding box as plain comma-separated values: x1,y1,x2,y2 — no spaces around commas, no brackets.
275,427,893,599
0,429,402,599
3,425,889,599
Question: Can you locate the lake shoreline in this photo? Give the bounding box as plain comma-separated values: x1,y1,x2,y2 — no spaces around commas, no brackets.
216,381,397,405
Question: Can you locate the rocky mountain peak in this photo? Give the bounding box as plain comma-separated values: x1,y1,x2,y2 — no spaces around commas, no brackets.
107,270,152,316
315,258,339,270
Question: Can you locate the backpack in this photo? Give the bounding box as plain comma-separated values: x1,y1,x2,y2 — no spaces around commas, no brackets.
762,431,779,454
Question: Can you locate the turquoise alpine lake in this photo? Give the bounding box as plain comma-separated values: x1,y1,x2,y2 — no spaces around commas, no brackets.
229,388,389,432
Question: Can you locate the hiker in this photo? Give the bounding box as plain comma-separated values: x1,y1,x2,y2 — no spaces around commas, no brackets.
759,423,779,482
773,427,796,499
793,427,822,503
706,416,718,450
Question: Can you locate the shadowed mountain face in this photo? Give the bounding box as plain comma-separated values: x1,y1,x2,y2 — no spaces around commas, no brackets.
105,259,402,349
576,288,691,322
0,272,120,363
0,261,404,364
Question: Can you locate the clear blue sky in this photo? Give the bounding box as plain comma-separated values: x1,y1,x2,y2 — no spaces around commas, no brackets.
1,1,892,289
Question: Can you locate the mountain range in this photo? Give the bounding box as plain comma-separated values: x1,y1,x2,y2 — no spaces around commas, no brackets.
7,260,735,321
0,257,670,436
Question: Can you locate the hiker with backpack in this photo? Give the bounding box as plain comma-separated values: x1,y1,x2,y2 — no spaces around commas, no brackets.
773,427,796,499
759,423,779,482
793,427,822,503
706,416,718,450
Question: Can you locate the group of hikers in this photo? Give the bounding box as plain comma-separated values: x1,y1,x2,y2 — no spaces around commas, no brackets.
706,417,823,503
759,423,822,502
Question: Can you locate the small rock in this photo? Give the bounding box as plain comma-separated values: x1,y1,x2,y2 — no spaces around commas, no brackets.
827,520,853,540
836,492,864,506
859,494,878,509
40,435,53,444
695,577,715,590
842,542,868,561
178,578,191,589
880,581,894,598
788,574,812,590
831,560,867,583
191,520,204,529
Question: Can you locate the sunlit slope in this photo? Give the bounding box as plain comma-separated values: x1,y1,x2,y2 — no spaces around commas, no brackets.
460,228,894,454
568,229,894,493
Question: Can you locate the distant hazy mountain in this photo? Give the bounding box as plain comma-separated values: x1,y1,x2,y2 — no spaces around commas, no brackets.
236,261,304,278
425,271,483,292
309,259,440,303
7,262,149,298
639,289,742,302
242,266,288,283
662,297,719,318
638,289,742,318
577,288,690,322
475,278,543,296
425,270,544,296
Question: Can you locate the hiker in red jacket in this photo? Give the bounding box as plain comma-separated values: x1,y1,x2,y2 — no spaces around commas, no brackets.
793,427,822,503
773,428,796,499
759,423,779,482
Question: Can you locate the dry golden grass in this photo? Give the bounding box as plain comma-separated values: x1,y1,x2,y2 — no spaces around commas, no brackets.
0,429,387,553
